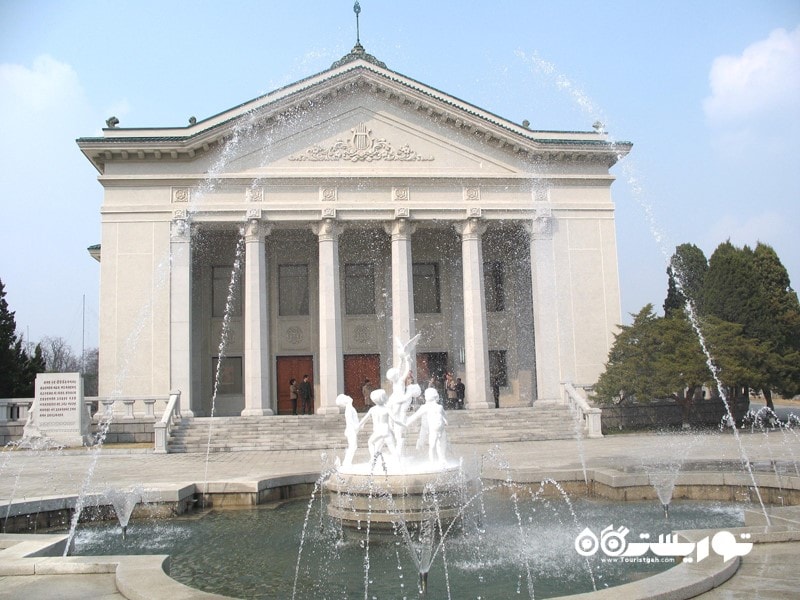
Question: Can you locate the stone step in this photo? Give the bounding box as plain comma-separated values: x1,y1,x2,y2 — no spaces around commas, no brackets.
167,404,578,453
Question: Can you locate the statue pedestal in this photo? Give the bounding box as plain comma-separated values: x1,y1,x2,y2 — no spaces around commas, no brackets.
325,462,468,529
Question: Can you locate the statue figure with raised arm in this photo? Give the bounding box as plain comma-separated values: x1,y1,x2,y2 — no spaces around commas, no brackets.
386,334,421,457
406,387,449,464
335,394,359,466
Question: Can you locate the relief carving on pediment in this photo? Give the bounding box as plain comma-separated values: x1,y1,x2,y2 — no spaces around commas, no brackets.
289,123,434,162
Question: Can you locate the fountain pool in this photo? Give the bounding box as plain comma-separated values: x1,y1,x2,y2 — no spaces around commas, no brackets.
67,494,746,599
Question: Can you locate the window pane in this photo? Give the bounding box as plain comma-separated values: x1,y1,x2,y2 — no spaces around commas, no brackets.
212,266,242,318
484,262,505,312
413,263,440,314
212,356,243,394
345,263,375,315
279,264,309,316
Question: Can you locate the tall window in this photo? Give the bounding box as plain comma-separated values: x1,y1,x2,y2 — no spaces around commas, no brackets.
278,264,309,316
212,356,243,394
212,266,242,318
345,263,375,315
484,262,505,312
489,350,508,387
413,263,440,314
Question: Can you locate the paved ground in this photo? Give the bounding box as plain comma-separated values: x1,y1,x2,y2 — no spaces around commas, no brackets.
1,421,799,599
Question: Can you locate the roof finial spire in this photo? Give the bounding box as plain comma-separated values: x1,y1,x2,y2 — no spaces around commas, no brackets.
354,1,362,47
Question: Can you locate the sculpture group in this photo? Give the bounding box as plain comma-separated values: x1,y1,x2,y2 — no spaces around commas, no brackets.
335,335,449,468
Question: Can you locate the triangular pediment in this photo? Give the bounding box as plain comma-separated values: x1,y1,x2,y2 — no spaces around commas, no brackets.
78,56,628,174
224,102,524,177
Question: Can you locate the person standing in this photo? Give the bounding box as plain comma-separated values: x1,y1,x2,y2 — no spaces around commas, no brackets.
445,372,457,410
455,377,465,409
361,378,373,407
298,374,313,415
289,378,299,415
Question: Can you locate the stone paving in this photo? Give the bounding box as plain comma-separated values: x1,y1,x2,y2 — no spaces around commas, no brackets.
1,426,799,599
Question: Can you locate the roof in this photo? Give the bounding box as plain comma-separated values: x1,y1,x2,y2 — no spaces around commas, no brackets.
77,45,631,174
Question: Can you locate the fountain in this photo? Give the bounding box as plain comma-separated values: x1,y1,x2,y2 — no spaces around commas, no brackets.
103,485,143,540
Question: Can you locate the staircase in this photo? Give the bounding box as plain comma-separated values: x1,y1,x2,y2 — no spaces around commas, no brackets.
167,403,577,453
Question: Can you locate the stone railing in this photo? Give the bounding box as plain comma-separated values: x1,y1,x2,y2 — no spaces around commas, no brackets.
562,382,603,438
153,391,182,454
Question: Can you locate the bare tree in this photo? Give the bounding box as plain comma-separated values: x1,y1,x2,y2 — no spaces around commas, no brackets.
40,336,82,373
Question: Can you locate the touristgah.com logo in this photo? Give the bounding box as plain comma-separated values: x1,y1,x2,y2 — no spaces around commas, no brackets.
574,525,753,564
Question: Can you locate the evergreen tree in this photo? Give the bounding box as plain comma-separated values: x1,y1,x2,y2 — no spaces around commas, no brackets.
664,243,708,316
0,278,34,397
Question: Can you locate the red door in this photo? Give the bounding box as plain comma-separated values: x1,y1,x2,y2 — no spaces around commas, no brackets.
344,354,381,411
276,356,314,415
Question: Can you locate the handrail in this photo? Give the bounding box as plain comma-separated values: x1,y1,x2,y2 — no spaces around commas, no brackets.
153,391,182,454
563,382,603,438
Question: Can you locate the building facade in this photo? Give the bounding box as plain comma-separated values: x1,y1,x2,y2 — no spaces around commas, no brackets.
78,47,630,418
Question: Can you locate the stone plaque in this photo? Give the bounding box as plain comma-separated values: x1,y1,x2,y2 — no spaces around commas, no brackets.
32,373,88,447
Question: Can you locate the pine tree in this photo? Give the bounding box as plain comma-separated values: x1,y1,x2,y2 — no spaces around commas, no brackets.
0,278,39,398
664,243,708,316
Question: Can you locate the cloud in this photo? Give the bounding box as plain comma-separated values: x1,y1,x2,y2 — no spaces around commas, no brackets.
703,25,800,122
0,55,85,114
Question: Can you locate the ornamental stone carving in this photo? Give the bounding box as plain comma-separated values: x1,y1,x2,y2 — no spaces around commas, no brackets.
246,187,264,203
320,187,337,202
244,219,272,242
321,207,336,219
353,324,370,345
172,187,190,203
384,218,416,239
455,217,488,241
467,207,482,219
246,207,262,220
392,187,409,202
289,122,434,162
286,326,304,346
463,187,480,202
312,218,343,241
394,207,410,219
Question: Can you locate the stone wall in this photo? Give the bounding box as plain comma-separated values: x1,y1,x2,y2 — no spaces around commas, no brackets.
1,419,155,446
600,397,750,433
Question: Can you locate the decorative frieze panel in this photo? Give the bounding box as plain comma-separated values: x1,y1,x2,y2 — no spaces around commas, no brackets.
392,187,409,202
289,122,434,162
467,207,482,219
320,186,337,202
277,321,311,352
211,319,242,354
172,187,191,203
246,187,264,203
246,208,262,220
394,207,410,219
463,187,480,202
344,319,379,352
321,207,337,219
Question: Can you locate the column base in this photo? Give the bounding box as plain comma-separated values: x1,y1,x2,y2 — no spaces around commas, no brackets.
240,408,274,417
316,405,342,415
465,401,493,410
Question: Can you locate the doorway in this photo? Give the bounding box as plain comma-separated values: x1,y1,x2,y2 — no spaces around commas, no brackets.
344,354,381,412
416,352,449,400
276,355,313,415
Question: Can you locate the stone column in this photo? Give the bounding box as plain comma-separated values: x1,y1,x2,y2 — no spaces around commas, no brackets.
526,213,561,401
169,214,194,416
455,218,492,409
384,219,417,368
313,218,344,414
241,219,273,416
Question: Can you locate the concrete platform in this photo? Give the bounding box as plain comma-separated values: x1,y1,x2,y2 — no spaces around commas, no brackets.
1,428,799,599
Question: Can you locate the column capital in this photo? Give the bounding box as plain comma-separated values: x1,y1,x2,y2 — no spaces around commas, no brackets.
244,218,272,242
454,217,488,240
170,213,190,242
311,218,343,241
383,218,416,239
523,206,554,240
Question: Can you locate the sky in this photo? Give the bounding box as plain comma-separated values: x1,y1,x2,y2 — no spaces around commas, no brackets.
1,0,798,355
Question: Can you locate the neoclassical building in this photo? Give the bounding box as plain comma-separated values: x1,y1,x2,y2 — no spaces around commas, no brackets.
78,45,630,418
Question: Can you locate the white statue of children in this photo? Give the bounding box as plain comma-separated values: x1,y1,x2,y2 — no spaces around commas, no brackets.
335,394,359,466
406,387,449,464
359,389,405,463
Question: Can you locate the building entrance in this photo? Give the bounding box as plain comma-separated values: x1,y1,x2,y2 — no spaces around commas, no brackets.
276,355,313,415
344,354,381,412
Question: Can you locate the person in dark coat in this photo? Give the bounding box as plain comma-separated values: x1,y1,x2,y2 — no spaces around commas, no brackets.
298,374,313,415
